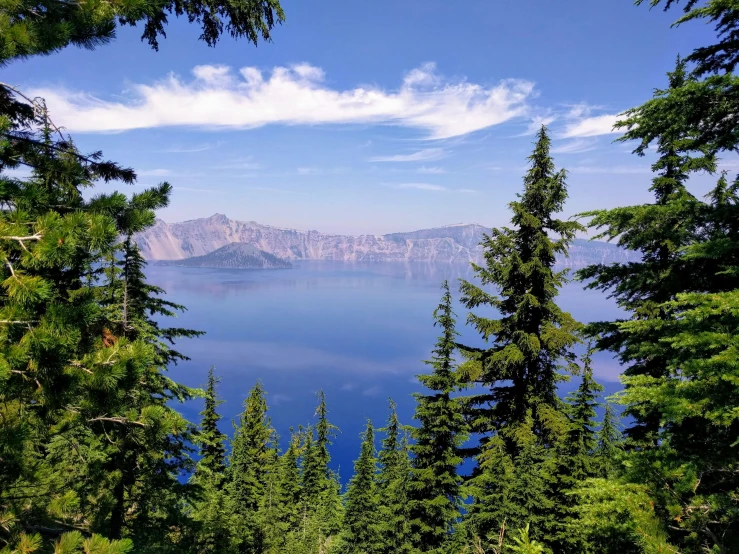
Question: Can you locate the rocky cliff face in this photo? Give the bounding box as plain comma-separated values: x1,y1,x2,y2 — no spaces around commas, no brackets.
134,214,637,266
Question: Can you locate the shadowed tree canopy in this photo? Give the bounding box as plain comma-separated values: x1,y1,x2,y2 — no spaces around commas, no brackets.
0,0,285,64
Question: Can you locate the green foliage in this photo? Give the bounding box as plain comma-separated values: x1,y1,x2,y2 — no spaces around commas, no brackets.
594,402,623,479
194,367,227,484
227,380,277,552
0,0,284,65
410,281,466,552
458,125,583,448
341,420,381,554
377,400,413,554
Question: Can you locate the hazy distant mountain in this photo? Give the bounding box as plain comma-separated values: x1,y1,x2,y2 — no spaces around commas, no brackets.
135,214,637,267
157,243,292,269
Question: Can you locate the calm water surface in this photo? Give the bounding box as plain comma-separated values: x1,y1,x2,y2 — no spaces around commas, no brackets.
147,261,624,478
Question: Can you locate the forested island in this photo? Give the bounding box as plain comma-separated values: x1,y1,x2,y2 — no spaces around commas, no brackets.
157,243,293,269
1,1,738,554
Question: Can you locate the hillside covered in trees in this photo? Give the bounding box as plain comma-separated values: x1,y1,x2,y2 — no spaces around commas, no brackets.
1,1,739,553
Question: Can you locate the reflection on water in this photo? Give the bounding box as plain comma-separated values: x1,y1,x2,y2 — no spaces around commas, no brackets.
146,261,624,480
150,261,479,297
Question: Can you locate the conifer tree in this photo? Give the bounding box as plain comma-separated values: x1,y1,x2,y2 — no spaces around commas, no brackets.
0,0,284,65
563,346,603,482
579,59,716,447
196,366,227,483
547,346,604,552
409,281,466,552
341,420,380,554
507,416,553,547
458,126,583,453
377,400,413,554
315,390,337,477
594,403,622,479
464,434,515,547
228,381,278,553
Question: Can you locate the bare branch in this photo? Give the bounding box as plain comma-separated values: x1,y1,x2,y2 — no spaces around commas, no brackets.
88,416,146,427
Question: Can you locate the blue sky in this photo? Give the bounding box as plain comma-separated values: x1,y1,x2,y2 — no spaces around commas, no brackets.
4,0,735,234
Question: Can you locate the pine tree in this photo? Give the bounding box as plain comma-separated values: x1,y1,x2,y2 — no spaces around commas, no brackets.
458,126,583,454
228,381,278,553
0,0,284,65
464,434,515,547
377,400,413,554
507,416,554,547
546,345,604,552
563,345,603,483
341,420,381,554
631,1,739,153
579,59,716,448
315,390,337,478
594,403,622,479
409,281,466,552
196,366,227,483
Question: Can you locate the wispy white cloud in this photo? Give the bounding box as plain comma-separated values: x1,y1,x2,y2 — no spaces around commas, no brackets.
521,113,556,136
138,168,173,177
161,141,223,153
552,138,598,154
369,148,447,163
396,182,476,193
211,157,261,170
33,62,535,140
362,386,382,397
562,113,621,138
174,186,223,193
417,166,446,174
296,166,346,175
271,394,292,405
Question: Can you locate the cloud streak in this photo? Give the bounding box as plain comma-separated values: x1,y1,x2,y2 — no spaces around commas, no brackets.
369,148,446,162
33,62,535,140
562,113,621,138
396,182,476,193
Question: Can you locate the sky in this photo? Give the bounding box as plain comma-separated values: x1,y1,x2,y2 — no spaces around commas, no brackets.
3,0,736,234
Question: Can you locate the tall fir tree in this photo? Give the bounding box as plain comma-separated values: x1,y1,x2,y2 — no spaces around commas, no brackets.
341,420,381,554
464,433,515,548
594,402,622,479
409,281,466,552
548,345,604,552
562,345,603,483
578,59,716,447
196,366,227,483
377,400,413,554
458,126,583,454
228,380,278,553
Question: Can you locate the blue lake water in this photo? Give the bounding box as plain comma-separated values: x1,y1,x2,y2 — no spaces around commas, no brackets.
147,261,625,479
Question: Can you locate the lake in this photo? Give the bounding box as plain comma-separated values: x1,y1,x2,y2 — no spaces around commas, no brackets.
147,261,625,479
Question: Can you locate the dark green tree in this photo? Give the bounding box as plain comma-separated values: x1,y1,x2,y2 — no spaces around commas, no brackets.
409,281,466,552
594,402,622,479
578,59,716,448
562,345,603,483
228,380,278,553
464,434,515,548
377,400,413,554
631,1,739,153
457,126,583,454
341,420,380,554
0,0,284,65
196,366,227,483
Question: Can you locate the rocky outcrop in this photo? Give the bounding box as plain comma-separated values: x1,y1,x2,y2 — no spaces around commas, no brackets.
134,214,637,266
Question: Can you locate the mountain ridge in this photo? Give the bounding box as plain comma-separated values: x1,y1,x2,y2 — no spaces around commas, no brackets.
134,214,637,266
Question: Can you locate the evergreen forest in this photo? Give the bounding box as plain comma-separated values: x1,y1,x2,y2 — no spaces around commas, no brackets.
1,0,738,552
